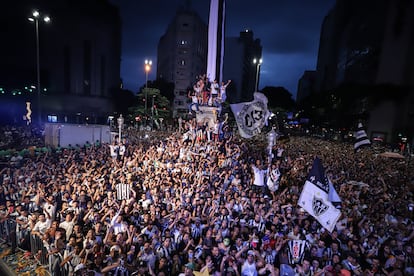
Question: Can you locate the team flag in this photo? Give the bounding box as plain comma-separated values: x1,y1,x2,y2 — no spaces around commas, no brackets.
116,183,131,200
207,0,225,83
354,122,371,152
230,92,270,139
298,157,342,233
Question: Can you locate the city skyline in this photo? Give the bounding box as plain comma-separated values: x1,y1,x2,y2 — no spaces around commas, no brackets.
110,0,334,99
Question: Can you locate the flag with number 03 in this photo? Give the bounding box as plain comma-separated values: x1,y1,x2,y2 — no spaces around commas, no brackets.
230,92,270,139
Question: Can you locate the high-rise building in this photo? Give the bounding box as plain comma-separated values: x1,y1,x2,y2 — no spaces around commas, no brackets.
157,7,208,118
223,30,262,103
0,0,121,125
315,0,389,92
297,70,316,103
315,0,414,142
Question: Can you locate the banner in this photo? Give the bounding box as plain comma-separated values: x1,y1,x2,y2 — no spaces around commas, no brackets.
354,122,371,152
230,92,270,139
287,239,308,265
207,0,225,83
298,158,341,233
116,183,130,200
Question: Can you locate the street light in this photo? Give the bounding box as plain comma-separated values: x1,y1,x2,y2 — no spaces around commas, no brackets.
253,58,262,92
28,10,51,125
144,59,152,120
117,114,124,143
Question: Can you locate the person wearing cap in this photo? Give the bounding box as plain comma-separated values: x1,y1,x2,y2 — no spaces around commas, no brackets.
73,263,88,276
241,250,258,276
179,262,196,276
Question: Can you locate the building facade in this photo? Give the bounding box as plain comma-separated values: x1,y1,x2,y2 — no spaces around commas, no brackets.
296,70,316,103
157,7,208,118
314,0,414,142
0,0,121,125
223,30,262,104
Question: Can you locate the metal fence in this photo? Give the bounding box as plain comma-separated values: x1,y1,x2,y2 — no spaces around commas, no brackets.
0,218,54,276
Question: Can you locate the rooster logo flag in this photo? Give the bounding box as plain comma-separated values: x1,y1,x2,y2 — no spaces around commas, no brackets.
354,122,371,152
298,157,342,233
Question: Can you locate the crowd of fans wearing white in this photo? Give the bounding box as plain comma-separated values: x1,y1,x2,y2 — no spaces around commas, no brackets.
0,120,414,276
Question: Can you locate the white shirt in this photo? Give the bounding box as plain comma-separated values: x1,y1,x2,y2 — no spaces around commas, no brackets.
109,144,118,158
33,219,51,235
60,220,75,241
43,202,56,220
241,260,258,276
211,82,219,95
118,145,126,156
252,165,267,187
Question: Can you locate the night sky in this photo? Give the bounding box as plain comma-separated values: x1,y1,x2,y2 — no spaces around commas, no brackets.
110,0,334,99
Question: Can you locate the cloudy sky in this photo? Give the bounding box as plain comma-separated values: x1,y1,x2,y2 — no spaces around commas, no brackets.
110,0,334,99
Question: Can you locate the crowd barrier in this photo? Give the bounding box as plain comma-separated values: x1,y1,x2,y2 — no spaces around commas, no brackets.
0,218,53,276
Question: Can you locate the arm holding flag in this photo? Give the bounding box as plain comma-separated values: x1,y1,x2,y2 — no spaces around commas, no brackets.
298,157,342,233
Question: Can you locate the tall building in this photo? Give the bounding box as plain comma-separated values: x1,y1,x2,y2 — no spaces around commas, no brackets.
297,70,316,103
157,7,208,118
223,30,262,103
315,0,389,92
0,0,121,125
314,0,414,142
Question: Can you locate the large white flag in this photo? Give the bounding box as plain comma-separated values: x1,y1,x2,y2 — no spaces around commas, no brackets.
298,157,341,233
230,92,270,139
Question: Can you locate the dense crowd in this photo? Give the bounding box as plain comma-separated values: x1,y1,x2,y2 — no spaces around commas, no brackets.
1,119,414,276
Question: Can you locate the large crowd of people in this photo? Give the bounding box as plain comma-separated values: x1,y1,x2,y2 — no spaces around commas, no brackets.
1,120,414,276
188,74,231,115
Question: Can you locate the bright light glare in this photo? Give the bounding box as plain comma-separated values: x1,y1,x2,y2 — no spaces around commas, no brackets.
145,59,152,72
32,10,39,17
253,58,263,65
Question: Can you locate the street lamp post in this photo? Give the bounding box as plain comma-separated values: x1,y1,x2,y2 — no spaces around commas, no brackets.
117,114,124,143
151,95,156,130
144,59,152,123
28,10,50,125
253,58,262,92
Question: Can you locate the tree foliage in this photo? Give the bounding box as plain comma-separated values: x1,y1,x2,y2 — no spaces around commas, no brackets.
261,86,296,110
128,88,171,124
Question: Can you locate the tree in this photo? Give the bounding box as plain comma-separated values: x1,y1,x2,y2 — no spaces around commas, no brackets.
261,86,296,110
128,88,171,125
141,79,175,103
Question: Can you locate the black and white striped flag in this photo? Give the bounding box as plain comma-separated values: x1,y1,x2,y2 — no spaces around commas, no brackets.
207,0,225,83
354,122,371,152
116,183,130,200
